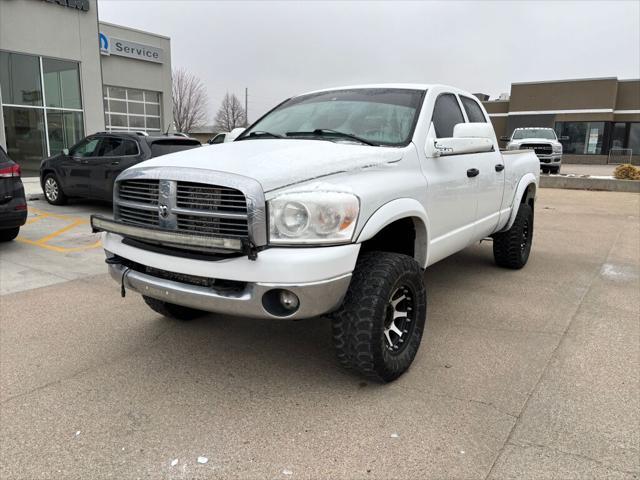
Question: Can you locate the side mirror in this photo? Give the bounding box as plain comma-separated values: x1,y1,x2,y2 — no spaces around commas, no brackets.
499,136,510,142
62,148,69,156
425,123,495,158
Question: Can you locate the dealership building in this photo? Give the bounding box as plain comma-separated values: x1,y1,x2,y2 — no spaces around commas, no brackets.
0,0,173,173
482,77,640,164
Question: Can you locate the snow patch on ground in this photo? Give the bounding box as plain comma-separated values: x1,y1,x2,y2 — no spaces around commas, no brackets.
600,263,640,282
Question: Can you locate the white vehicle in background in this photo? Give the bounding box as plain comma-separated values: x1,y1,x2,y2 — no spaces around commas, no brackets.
502,127,563,174
92,84,539,382
207,127,246,145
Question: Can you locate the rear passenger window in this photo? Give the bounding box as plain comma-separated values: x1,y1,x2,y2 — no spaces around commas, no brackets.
461,97,487,123
432,94,465,138
99,138,138,157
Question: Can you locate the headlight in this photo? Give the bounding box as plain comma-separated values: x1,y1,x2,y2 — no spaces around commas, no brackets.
552,144,562,153
269,192,359,244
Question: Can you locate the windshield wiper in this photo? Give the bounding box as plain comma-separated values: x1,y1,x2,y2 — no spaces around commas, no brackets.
286,129,379,146
236,130,285,141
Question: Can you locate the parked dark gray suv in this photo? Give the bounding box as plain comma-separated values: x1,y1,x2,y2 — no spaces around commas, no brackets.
0,146,28,242
40,132,201,205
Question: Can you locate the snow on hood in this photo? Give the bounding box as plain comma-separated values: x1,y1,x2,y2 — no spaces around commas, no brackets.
131,139,402,191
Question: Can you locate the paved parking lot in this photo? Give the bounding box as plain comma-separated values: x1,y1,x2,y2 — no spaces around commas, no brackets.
0,189,638,479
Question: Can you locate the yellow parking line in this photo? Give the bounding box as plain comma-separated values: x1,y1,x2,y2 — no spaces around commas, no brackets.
34,219,86,245
16,237,102,253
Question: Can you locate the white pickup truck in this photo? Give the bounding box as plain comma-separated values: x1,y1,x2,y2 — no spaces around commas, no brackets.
502,127,563,174
91,84,539,382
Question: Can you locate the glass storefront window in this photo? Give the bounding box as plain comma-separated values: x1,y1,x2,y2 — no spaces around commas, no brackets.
1,51,84,170
555,122,605,155
43,58,82,109
46,110,84,154
103,86,162,133
2,107,47,169
0,51,43,106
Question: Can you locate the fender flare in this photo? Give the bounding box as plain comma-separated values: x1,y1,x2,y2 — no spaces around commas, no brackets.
356,198,430,267
502,173,538,232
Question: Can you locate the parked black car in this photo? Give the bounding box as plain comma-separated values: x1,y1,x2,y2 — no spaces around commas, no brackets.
40,132,201,205
0,146,28,242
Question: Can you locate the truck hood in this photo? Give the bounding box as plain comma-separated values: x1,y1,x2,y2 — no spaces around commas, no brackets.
130,139,402,192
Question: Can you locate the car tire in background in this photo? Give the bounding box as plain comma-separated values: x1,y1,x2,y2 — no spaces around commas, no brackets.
551,166,560,174
0,227,20,242
492,202,534,270
142,295,206,321
43,173,67,205
330,251,427,383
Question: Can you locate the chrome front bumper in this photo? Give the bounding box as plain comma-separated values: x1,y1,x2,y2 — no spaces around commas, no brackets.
109,263,352,320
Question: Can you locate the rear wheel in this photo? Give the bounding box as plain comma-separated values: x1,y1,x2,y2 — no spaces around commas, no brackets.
492,202,534,269
143,296,206,321
330,252,427,383
0,227,20,242
43,174,67,205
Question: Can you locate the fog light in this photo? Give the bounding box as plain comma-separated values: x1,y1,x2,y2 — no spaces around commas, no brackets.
262,289,301,317
279,290,299,311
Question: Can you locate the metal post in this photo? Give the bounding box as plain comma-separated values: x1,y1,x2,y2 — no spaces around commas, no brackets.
245,87,248,126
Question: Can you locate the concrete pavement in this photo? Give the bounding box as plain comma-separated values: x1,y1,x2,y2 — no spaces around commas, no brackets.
0,189,638,479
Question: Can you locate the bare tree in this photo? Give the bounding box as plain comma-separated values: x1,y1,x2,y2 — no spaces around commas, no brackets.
214,93,246,132
172,68,208,134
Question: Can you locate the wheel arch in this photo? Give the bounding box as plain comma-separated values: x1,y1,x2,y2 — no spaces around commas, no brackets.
356,198,430,268
502,174,537,232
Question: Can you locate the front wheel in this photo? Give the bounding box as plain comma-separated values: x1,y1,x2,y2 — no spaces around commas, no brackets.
143,296,206,321
492,202,534,269
330,252,427,383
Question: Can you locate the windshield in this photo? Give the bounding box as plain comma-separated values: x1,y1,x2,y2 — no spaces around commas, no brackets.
241,88,425,146
512,128,557,140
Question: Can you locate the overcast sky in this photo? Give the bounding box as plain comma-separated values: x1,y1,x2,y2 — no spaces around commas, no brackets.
98,0,640,124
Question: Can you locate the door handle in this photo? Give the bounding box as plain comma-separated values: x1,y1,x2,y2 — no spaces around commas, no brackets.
80,159,89,164
111,161,120,165
467,168,480,178
495,164,505,172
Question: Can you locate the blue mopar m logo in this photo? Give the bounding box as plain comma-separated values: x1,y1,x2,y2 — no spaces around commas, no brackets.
99,33,109,55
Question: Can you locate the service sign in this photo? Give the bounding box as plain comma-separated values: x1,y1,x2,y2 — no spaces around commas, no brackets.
99,34,164,64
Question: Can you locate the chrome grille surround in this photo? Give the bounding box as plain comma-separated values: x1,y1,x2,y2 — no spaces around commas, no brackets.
113,167,267,252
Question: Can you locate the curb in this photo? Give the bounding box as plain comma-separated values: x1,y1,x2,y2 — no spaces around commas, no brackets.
540,175,640,193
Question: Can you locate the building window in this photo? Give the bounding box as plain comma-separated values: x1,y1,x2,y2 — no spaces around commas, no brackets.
103,86,162,133
0,51,84,170
629,123,640,155
555,121,605,155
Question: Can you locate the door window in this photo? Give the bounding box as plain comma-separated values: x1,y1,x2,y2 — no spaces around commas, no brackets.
211,134,226,144
70,137,100,157
432,94,465,138
460,97,487,123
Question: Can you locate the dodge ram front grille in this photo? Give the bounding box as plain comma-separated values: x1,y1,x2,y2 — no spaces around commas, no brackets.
116,178,251,247
521,143,553,156
112,168,267,256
